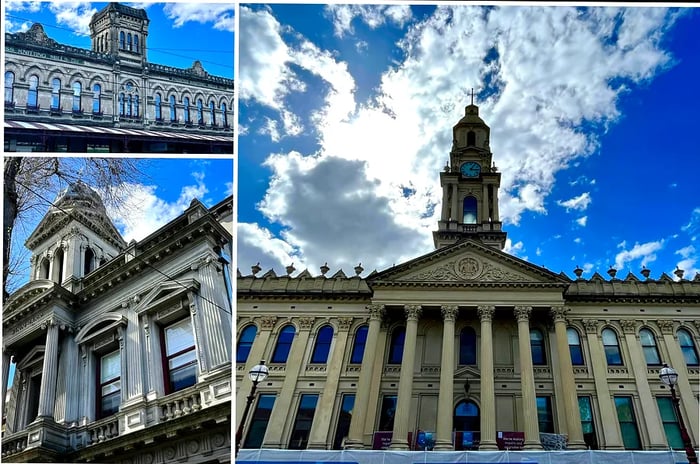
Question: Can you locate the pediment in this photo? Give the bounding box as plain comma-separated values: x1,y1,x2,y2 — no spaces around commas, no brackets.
369,240,569,286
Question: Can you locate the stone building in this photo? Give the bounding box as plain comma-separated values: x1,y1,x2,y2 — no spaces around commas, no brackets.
236,103,700,455
2,183,233,463
4,3,234,153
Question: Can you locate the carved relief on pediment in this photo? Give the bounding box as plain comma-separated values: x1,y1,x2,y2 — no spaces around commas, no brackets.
402,254,528,282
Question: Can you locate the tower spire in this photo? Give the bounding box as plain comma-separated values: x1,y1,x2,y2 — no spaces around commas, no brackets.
470,88,475,105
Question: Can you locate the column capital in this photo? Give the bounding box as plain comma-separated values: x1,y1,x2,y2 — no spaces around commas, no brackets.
582,319,599,334
693,320,700,333
440,305,459,322
258,315,277,330
620,319,637,334
404,304,422,321
298,317,315,331
337,317,354,331
657,320,674,335
550,306,569,323
514,305,532,322
477,305,496,321
368,304,385,321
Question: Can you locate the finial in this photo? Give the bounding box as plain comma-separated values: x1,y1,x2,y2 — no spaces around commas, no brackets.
607,266,617,279
320,262,329,276
674,266,684,280
573,266,583,279
285,263,296,276
444,160,450,172
354,263,364,275
641,266,651,279
470,88,475,105
251,262,261,276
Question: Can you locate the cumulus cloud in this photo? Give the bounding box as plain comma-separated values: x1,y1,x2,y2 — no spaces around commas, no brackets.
325,4,412,37
48,2,97,36
614,240,664,271
576,216,588,227
163,3,234,31
558,192,592,212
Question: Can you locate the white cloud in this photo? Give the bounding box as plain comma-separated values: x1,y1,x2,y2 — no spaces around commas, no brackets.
576,216,588,227
558,192,592,212
325,4,412,37
574,237,582,244
163,3,234,32
504,239,524,256
47,2,97,36
614,240,664,271
237,223,297,275
258,117,281,142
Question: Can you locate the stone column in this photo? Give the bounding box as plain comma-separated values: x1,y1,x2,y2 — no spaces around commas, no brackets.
38,321,60,418
390,304,422,450
345,305,384,449
262,317,315,448
514,306,542,450
2,349,12,412
620,320,668,449
659,321,699,445
451,185,459,221
307,317,354,449
478,305,498,450
550,307,586,449
236,316,276,423
434,305,459,450
482,184,489,222
125,302,145,402
583,319,624,449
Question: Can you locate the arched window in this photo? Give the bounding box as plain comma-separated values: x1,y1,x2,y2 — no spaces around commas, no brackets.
677,329,699,366
530,329,546,365
119,31,125,49
51,78,61,109
40,257,50,279
639,328,661,365
53,247,64,283
463,196,477,224
459,327,476,365
154,93,162,120
271,325,295,363
134,35,139,53
567,328,584,365
126,95,132,117
169,95,176,122
221,102,228,127
209,100,216,125
183,97,190,123
467,130,476,146
134,95,140,117
119,93,125,116
197,99,203,125
92,83,101,113
454,400,479,432
127,33,132,51
350,325,368,364
311,325,333,363
72,82,82,112
5,71,15,104
236,325,257,363
388,327,405,364
602,328,623,365
84,247,95,275
28,75,39,107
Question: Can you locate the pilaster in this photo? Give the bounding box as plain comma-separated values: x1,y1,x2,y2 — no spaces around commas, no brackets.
514,306,542,450
236,316,276,424
124,301,145,402
2,349,13,415
477,305,498,450
195,256,232,370
38,321,60,418
434,305,459,450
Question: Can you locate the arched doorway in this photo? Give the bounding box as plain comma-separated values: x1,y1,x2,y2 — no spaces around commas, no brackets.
454,399,480,450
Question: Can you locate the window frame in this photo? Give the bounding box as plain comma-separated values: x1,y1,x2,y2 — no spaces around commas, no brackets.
288,394,319,450
310,325,334,364
243,393,276,449
161,317,198,394
459,326,477,365
92,83,101,114
388,326,406,364
536,395,554,433
567,327,585,365
51,78,61,109
656,396,684,450
5,71,15,104
169,95,176,122
154,93,162,121
72,81,82,113
97,349,121,419
271,325,295,363
27,74,39,108
463,196,478,224
530,328,546,365
602,328,623,366
350,325,368,364
332,393,355,450
677,329,699,366
615,396,642,450
237,324,257,364
639,328,661,366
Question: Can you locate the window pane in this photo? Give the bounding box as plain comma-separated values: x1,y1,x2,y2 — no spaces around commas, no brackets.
379,395,397,431
605,346,622,365
288,394,318,449
678,330,699,366
643,346,661,365
168,350,196,370
271,325,295,363
165,318,195,355
311,325,333,363
101,391,120,416
657,397,684,449
460,327,476,365
570,345,584,365
169,363,197,391
237,325,257,363
350,326,368,364
536,396,554,433
101,351,120,382
102,380,120,396
602,329,618,345
615,397,641,450
243,394,276,449
388,327,405,364
333,394,355,449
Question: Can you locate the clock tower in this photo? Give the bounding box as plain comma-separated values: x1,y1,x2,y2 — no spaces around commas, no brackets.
433,99,507,250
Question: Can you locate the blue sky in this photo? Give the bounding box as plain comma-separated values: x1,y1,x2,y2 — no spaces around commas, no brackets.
238,4,700,281
4,2,234,79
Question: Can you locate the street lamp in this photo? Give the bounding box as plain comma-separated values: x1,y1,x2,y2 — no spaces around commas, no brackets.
235,360,269,456
659,363,698,464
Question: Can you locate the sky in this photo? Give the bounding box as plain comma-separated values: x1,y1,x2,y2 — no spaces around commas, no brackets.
238,4,700,282
4,1,234,79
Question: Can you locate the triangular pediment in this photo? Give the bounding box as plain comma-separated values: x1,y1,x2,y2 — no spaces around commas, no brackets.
369,240,569,286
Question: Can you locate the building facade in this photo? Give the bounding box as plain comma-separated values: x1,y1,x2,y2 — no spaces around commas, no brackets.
4,3,234,153
236,103,700,454
2,183,233,463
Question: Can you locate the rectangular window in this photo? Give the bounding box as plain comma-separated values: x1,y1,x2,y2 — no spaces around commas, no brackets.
333,394,355,449
578,396,598,449
98,350,121,418
615,396,642,449
243,394,276,449
163,318,197,393
536,396,554,433
656,397,683,449
378,395,397,431
26,374,42,424
288,394,319,450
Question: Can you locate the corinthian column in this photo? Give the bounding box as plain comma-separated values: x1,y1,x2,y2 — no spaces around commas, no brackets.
390,304,422,450
434,305,459,450
550,306,586,449
345,305,385,449
478,305,498,449
514,306,542,450
38,321,60,418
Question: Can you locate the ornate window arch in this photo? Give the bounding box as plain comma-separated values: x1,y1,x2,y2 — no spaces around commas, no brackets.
5,71,15,104
677,329,699,366
209,100,216,125
154,93,162,121
602,328,623,365
311,325,333,363
220,101,228,128
183,96,191,123
196,98,204,125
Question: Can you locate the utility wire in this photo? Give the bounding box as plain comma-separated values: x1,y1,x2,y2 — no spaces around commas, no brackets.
13,177,233,316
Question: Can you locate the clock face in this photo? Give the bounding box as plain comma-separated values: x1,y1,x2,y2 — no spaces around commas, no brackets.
460,161,481,178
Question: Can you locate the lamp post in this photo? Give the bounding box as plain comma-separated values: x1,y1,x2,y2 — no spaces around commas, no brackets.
659,364,698,464
235,360,269,456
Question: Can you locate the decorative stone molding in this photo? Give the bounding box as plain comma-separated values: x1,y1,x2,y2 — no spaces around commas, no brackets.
298,317,315,330
409,255,528,282
657,320,674,335
404,304,422,321
582,319,599,334
494,367,514,377
368,304,385,321
620,320,637,334
514,305,532,322
258,316,277,330
533,367,552,377
383,366,401,375
337,317,353,331
440,305,459,322
607,366,629,376
693,320,700,334
421,366,441,375
572,366,589,376
477,305,495,321
550,306,569,323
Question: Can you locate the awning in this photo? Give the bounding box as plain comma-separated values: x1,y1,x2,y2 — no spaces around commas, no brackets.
4,120,233,143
